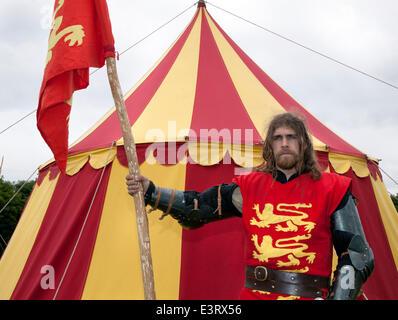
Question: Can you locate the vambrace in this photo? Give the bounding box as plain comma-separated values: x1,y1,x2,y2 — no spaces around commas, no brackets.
329,195,374,300
144,182,241,229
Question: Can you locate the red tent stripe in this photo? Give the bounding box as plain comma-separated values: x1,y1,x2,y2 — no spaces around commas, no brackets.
206,11,364,157
11,163,112,299
189,9,262,144
180,156,245,299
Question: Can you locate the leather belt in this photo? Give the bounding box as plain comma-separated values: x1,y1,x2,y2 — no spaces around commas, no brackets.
245,266,330,298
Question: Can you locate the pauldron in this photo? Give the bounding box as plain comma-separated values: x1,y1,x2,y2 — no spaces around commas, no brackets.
329,194,374,299
144,181,241,229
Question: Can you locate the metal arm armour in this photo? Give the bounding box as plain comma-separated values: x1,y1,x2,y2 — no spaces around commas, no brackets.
329,194,374,299
144,181,241,229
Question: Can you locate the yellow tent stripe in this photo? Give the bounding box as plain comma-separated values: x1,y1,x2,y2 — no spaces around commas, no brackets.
143,161,186,299
370,174,398,271
0,172,59,299
82,158,185,299
82,158,144,299
117,11,202,145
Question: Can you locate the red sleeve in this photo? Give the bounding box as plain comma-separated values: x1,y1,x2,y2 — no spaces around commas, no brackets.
232,172,258,195
232,174,244,188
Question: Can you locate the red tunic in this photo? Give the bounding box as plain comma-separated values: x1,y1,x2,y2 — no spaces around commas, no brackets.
232,171,351,300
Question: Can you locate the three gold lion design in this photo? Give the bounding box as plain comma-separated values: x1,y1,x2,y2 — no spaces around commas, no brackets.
250,202,316,271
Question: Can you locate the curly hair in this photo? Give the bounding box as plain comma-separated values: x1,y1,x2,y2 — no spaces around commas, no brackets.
256,112,322,180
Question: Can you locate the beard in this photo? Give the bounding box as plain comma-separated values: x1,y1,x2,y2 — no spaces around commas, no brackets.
275,150,299,170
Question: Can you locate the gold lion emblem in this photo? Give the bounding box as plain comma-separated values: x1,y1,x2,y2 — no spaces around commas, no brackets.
250,203,316,233
251,234,316,267
46,0,85,66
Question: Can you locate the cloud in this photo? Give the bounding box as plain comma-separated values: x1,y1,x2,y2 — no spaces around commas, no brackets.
0,0,397,195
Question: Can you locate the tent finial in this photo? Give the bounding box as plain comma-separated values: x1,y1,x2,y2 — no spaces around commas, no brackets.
197,0,206,8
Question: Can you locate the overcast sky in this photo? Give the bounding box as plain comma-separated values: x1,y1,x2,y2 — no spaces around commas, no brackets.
0,0,397,195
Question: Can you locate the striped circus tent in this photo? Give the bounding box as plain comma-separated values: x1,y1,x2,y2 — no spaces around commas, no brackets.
1,2,397,300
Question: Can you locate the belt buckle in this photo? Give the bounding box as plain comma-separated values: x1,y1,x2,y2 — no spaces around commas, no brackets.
254,266,268,281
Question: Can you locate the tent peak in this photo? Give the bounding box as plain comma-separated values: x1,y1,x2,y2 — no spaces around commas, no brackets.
197,0,206,8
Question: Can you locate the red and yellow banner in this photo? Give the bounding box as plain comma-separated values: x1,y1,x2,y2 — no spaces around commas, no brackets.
37,0,115,173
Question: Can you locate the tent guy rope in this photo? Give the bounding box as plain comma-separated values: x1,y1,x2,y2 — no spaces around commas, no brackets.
0,168,38,219
52,141,116,300
0,3,197,137
90,2,197,76
206,1,398,91
0,156,3,176
1,1,397,138
0,167,38,249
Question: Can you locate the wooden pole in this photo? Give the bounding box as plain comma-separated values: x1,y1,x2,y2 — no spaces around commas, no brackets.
105,56,156,300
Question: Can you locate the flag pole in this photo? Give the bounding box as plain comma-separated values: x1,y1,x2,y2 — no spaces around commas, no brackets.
105,56,156,300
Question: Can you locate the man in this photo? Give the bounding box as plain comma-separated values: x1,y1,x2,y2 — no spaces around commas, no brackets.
126,112,374,300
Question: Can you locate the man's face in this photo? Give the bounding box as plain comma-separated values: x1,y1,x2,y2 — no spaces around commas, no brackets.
271,126,300,170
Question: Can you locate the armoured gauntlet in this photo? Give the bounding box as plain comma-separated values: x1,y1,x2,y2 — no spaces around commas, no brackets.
144,181,240,229
329,195,374,299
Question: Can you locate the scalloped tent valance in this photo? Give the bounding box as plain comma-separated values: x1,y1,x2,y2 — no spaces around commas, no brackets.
39,144,381,180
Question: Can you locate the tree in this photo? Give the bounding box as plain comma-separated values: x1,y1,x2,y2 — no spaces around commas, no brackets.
0,178,35,256
391,193,398,213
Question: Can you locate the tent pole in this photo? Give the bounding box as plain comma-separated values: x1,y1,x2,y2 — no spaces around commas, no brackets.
105,56,156,300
